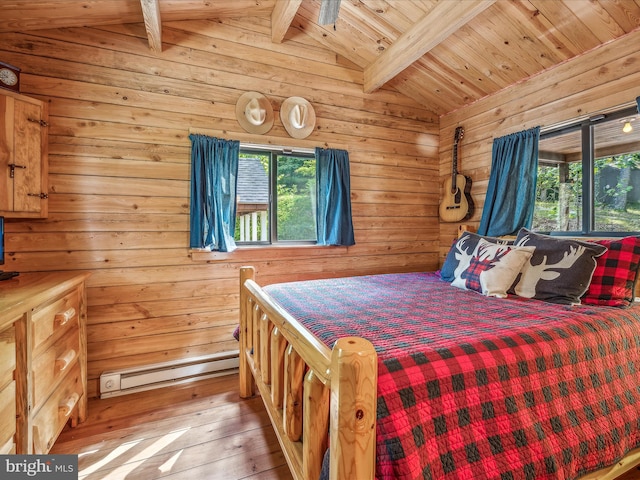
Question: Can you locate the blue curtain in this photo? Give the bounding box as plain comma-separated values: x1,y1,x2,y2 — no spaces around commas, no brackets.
315,147,355,246
478,126,540,236
189,134,239,252
637,96,640,113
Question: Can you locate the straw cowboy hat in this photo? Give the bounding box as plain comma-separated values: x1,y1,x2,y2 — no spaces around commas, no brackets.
280,97,316,139
235,91,274,135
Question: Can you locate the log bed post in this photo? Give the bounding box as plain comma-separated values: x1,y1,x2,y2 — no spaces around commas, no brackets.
330,337,377,480
239,265,378,480
239,266,255,398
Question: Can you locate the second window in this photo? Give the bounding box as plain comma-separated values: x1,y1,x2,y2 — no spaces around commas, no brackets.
236,148,317,245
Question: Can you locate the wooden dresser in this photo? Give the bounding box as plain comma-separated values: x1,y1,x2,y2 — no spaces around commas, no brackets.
0,271,89,454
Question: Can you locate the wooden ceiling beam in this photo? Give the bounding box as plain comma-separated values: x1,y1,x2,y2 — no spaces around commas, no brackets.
363,0,496,93
271,0,303,43
140,0,162,53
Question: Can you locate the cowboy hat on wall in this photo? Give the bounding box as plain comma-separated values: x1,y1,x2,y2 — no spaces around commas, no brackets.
236,91,274,135
280,96,316,139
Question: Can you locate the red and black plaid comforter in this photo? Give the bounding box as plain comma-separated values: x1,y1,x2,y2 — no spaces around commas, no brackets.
263,272,640,480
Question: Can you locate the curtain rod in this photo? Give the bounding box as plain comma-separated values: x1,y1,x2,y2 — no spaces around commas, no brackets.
240,142,315,155
187,129,317,154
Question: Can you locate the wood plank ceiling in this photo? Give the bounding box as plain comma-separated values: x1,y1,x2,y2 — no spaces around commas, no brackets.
1,0,640,116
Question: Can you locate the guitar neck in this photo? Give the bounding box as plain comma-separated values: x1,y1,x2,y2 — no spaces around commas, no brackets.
450,141,459,192
450,126,464,193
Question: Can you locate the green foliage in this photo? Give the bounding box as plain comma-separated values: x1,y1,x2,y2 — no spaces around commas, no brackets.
235,152,316,242
536,166,560,201
533,153,640,232
597,152,640,170
276,156,316,240
277,190,316,240
535,201,640,231
594,153,640,210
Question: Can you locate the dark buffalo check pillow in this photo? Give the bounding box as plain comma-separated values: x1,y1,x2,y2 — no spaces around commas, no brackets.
582,236,640,307
451,238,534,297
440,231,513,282
511,228,607,305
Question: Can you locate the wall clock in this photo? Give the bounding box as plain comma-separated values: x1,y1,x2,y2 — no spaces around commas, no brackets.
0,62,20,92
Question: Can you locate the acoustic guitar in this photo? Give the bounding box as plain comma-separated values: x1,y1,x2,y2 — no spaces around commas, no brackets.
439,126,474,222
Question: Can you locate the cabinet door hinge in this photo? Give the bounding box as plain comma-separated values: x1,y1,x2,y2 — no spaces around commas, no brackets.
27,117,49,127
28,192,48,199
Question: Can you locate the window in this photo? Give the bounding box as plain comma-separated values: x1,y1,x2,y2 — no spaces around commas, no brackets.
236,147,317,244
533,106,640,235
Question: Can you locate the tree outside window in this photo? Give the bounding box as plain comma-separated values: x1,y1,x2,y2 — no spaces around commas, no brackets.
533,106,640,234
235,149,316,244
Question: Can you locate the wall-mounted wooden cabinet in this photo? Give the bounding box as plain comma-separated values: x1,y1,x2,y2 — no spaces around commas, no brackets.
0,89,48,218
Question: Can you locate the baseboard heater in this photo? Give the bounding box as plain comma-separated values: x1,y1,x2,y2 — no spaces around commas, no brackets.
99,350,239,398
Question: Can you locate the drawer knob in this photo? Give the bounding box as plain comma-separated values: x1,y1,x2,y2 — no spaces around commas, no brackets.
55,349,77,373
54,307,76,327
58,392,80,417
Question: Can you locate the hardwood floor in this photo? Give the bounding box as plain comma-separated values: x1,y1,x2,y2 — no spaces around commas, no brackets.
52,374,293,480
52,373,640,480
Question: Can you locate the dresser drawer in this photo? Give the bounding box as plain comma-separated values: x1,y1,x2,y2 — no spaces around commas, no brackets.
31,362,83,454
0,381,16,452
31,289,79,355
0,324,16,390
32,326,80,410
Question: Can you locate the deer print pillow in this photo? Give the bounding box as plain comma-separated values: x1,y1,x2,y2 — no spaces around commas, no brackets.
440,231,514,282
511,228,607,305
451,238,535,297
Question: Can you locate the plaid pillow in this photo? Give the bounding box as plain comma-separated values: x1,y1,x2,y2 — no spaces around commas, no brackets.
582,236,640,307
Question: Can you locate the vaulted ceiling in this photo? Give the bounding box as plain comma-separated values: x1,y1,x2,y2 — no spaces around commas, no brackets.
2,0,640,116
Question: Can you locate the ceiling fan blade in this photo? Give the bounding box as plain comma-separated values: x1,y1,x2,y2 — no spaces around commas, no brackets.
318,0,341,25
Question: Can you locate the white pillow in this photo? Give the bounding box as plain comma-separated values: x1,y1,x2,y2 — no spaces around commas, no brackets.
451,238,535,298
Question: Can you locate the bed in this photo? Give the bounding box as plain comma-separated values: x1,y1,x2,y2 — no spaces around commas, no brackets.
238,234,640,480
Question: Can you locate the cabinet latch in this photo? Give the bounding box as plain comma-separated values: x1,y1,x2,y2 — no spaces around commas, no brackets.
28,192,49,199
7,163,26,178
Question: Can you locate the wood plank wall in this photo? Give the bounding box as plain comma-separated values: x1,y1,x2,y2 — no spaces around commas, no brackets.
0,16,439,399
439,28,640,259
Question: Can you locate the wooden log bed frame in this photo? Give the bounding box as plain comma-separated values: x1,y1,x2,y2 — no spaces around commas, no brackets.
239,266,377,480
238,265,640,480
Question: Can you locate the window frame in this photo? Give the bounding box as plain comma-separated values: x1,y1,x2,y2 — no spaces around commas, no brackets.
537,105,640,237
237,144,317,246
